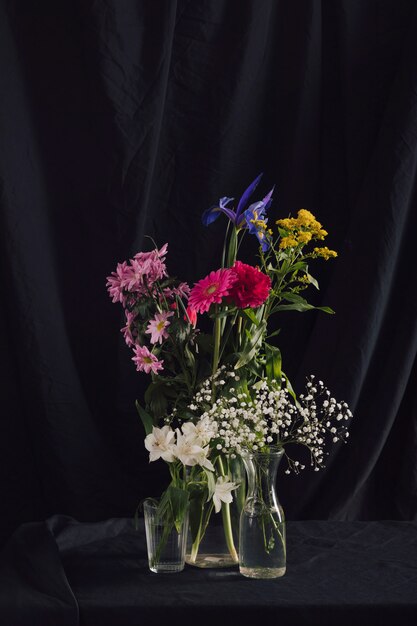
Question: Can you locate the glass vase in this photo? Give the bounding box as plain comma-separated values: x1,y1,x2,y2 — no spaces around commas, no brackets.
185,455,244,568
143,499,189,573
239,446,286,579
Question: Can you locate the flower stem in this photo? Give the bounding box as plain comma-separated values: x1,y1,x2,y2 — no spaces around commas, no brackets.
189,515,203,563
217,456,239,562
212,307,222,396
212,310,221,377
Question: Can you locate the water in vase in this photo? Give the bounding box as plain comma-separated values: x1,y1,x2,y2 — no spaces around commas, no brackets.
239,506,286,578
239,447,286,579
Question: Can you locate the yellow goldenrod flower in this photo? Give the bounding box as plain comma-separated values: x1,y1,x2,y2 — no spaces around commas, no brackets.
276,217,297,231
296,209,317,226
313,246,338,260
297,231,312,244
250,218,268,230
316,228,328,240
279,236,299,249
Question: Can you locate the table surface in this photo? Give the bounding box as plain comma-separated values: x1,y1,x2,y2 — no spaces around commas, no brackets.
1,515,417,626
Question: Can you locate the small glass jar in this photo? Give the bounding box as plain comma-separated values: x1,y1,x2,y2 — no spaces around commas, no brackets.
143,499,189,573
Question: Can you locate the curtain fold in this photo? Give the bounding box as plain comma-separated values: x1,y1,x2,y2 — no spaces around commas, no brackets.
1,0,416,544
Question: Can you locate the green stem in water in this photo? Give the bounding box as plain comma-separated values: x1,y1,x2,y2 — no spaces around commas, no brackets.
217,456,238,562
189,500,215,563
189,512,203,563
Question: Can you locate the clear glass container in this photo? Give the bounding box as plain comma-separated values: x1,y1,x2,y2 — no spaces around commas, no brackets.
143,499,189,573
239,446,286,579
185,455,244,568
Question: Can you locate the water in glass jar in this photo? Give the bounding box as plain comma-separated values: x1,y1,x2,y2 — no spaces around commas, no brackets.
239,511,286,579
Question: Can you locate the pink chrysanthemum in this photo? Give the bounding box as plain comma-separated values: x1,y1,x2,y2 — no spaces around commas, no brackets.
188,269,236,314
132,345,164,375
162,282,191,299
106,244,169,303
106,261,131,304
120,310,138,347
123,244,168,295
145,311,174,345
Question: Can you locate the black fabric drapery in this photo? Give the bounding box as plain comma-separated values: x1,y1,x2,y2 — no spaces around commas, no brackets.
2,515,417,625
1,0,417,545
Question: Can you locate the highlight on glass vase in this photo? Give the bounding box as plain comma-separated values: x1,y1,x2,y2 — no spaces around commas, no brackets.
106,174,353,575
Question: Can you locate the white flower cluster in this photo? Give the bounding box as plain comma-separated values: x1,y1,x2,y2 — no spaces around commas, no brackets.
144,419,238,513
144,420,216,471
186,368,352,474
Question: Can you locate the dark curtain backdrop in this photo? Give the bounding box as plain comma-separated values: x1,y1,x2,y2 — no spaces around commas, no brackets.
1,0,417,546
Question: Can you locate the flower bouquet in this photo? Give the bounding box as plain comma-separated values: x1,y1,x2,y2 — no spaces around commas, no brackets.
107,174,352,572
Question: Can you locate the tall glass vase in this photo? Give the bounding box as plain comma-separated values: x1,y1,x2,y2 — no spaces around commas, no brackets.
239,446,286,579
185,455,244,568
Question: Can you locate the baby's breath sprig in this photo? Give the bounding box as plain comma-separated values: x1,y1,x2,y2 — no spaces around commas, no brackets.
182,369,352,475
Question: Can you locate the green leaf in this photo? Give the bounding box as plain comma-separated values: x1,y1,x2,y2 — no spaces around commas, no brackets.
305,268,319,290
203,468,216,502
272,303,313,313
287,261,308,274
282,372,300,407
265,344,282,384
221,220,231,268
184,343,195,369
157,484,190,533
168,485,190,533
135,400,154,435
245,359,263,378
281,292,309,304
227,227,238,267
240,307,260,326
145,381,178,418
234,321,266,369
317,306,335,314
272,301,335,314
188,486,207,542
266,328,281,339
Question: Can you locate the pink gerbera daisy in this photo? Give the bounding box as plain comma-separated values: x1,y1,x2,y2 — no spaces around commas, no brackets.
188,268,236,314
132,345,164,375
145,311,173,345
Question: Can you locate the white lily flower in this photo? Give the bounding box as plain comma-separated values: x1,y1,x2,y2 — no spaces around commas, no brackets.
212,476,238,513
173,429,206,466
194,447,215,472
182,417,218,446
181,422,205,447
144,425,176,463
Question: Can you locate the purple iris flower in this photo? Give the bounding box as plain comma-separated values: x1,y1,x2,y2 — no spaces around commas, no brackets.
244,185,275,251
202,173,264,227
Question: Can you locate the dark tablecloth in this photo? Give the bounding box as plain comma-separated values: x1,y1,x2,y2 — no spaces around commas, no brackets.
1,515,416,626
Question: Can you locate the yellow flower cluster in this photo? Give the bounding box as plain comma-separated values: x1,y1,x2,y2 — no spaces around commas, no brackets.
250,217,273,237
279,235,298,249
312,247,338,260
276,209,329,250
